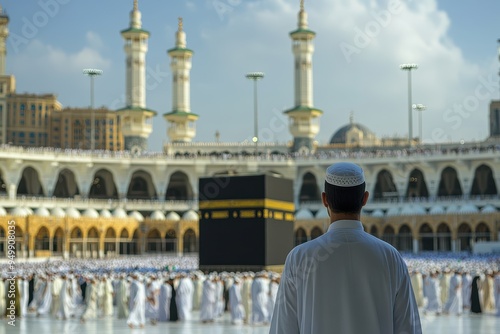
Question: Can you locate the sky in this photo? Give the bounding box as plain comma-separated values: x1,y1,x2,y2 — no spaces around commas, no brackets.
2,0,500,152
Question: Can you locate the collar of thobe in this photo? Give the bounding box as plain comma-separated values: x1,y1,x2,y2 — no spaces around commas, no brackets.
327,220,363,233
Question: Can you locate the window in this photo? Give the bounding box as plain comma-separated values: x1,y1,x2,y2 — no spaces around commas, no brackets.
31,104,36,111
20,104,25,111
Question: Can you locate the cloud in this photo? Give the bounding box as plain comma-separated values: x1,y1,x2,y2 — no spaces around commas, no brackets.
193,0,494,144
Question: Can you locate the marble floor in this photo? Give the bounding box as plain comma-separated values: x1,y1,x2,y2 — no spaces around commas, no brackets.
2,311,499,334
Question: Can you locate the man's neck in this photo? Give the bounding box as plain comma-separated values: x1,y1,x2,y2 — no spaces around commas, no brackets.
330,212,360,223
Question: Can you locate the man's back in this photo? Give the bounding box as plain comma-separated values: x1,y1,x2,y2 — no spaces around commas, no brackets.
269,220,421,334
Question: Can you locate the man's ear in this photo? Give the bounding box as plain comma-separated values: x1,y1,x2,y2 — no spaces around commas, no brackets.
321,192,329,208
361,191,369,207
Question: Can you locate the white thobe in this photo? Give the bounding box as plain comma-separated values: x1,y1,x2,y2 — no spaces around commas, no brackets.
242,277,252,322
483,276,495,312
57,279,75,319
423,276,441,313
81,283,98,321
411,272,424,307
269,220,422,334
103,278,114,317
0,279,6,315
228,283,245,324
127,279,146,327
51,276,63,316
494,274,500,316
462,274,472,310
37,280,52,316
116,279,129,319
200,279,216,322
215,280,225,317
268,280,279,320
158,283,172,322
145,281,160,321
251,277,270,325
192,277,203,310
444,274,462,315
176,277,194,320
440,272,451,305
21,279,29,317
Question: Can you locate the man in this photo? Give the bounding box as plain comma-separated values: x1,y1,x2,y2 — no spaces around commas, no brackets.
423,270,441,315
443,270,462,315
127,273,146,329
228,276,245,324
269,162,422,334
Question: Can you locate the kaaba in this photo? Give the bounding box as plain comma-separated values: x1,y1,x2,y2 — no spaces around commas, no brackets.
198,174,295,272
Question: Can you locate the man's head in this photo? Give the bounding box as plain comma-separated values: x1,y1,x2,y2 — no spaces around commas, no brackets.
322,162,368,215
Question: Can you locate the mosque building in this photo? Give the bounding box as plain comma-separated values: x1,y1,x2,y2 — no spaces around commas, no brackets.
0,0,499,259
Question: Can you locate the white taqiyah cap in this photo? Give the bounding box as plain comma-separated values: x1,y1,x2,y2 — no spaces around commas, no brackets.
325,162,365,187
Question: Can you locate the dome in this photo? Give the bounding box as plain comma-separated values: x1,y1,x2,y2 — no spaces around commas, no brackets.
10,207,28,217
371,209,385,217
295,209,314,220
445,205,460,214
400,205,426,216
166,211,181,221
150,210,166,220
83,208,99,218
182,210,199,221
0,207,6,216
113,208,128,218
35,207,51,217
429,205,445,215
129,210,144,222
386,207,400,216
315,209,329,219
51,207,66,218
329,122,376,144
100,209,112,218
481,204,497,213
66,207,81,218
458,204,479,214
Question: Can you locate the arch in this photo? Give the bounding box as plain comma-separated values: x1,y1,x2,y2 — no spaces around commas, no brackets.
295,228,307,246
165,171,193,200
369,225,378,237
299,172,321,203
310,226,323,240
146,228,162,253
86,227,100,258
126,170,157,200
53,168,80,198
70,227,83,258
34,226,50,251
457,223,472,252
405,168,429,199
382,226,396,247
165,229,177,252
120,229,129,239
0,226,5,256
183,228,197,253
0,170,7,194
436,223,451,251
17,166,45,196
419,223,434,251
104,227,117,256
475,222,491,242
397,225,413,252
470,164,497,196
89,169,118,199
373,169,398,201
53,227,64,255
437,166,462,197
14,226,24,255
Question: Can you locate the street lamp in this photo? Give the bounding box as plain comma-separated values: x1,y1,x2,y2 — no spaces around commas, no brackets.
412,103,426,144
400,63,418,146
245,72,264,154
82,68,103,151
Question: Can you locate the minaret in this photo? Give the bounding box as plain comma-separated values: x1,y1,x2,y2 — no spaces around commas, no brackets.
0,5,8,75
164,17,198,143
284,0,322,153
117,0,156,153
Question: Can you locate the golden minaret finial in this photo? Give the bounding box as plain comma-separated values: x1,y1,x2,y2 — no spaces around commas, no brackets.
300,0,304,12
133,0,138,11
178,17,183,31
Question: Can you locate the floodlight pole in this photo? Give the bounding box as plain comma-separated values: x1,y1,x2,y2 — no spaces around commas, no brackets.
245,72,264,154
83,68,103,151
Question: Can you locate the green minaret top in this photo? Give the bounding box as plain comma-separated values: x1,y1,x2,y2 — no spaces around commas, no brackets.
121,0,150,35
290,0,315,36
